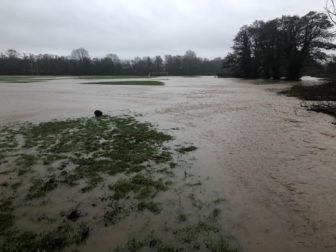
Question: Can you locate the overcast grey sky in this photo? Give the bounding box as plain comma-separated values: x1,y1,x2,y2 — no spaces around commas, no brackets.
0,0,326,59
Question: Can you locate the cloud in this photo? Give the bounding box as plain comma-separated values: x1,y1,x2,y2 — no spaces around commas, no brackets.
0,0,326,59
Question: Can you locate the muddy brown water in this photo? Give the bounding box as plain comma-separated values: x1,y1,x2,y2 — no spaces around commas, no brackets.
1,76,336,251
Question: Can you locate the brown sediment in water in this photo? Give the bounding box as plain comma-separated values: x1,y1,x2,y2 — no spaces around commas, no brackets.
0,76,336,251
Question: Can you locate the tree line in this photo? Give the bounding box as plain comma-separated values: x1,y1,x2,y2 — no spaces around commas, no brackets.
220,11,336,81
0,48,222,76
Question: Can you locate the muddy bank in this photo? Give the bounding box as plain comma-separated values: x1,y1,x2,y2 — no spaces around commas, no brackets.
1,76,336,251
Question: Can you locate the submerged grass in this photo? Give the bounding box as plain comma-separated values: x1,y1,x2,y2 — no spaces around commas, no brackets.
0,114,181,250
109,174,167,200
16,154,36,175
82,80,164,86
115,222,240,252
0,199,15,234
1,223,89,251
279,82,336,101
279,82,336,119
0,113,239,251
17,115,174,193
27,176,58,199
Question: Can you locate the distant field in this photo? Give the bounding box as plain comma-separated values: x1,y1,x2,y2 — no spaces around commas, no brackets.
0,75,156,83
78,75,151,79
0,76,54,83
82,80,164,86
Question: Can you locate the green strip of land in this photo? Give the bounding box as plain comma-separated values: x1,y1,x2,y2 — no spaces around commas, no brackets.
0,76,53,83
82,80,164,86
78,75,150,80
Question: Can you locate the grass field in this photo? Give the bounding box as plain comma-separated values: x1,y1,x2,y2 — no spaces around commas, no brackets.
78,75,150,80
0,76,54,83
82,80,164,86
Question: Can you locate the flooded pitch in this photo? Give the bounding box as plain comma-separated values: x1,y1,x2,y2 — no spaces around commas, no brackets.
0,76,336,251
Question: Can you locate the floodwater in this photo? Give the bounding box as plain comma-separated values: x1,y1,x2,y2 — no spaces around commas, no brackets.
1,76,336,251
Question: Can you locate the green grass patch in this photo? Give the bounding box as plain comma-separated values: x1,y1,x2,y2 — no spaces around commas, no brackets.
78,75,150,80
0,76,53,83
82,80,164,86
16,115,174,192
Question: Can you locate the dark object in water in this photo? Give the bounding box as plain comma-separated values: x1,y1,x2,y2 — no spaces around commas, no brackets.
177,146,197,154
183,146,197,152
67,210,80,222
94,110,103,117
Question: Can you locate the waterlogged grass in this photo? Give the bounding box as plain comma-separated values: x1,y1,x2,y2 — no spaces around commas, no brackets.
0,76,53,83
20,115,174,191
176,146,198,154
0,199,15,234
1,223,89,252
0,114,198,250
279,82,336,101
109,174,168,200
115,223,240,252
0,114,238,251
279,82,336,119
27,176,58,199
82,80,164,86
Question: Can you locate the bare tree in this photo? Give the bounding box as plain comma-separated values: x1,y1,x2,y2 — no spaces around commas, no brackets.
71,48,90,60
105,53,120,63
5,49,20,58
326,0,336,25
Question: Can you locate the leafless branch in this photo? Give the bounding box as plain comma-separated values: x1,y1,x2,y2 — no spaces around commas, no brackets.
326,0,336,25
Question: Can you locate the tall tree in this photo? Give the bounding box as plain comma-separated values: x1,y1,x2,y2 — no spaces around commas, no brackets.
223,11,336,81
71,48,90,60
